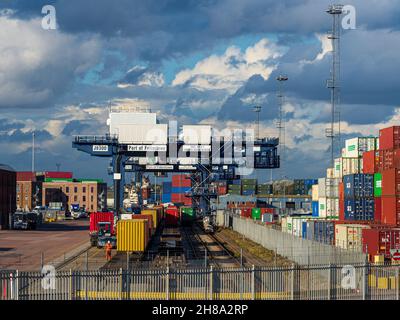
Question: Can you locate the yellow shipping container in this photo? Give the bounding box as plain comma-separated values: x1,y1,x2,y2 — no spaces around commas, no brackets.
312,185,319,202
117,219,148,252
141,209,160,229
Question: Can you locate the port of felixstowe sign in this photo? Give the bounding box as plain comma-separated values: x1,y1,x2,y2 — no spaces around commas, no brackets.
128,145,167,152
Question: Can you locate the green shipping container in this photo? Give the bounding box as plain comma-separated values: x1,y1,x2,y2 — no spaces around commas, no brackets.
181,207,194,217
374,173,382,197
228,184,241,189
242,184,256,191
45,178,73,182
251,208,261,220
241,179,257,185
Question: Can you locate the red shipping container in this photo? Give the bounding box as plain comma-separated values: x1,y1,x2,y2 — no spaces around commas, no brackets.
16,171,36,181
379,126,400,151
240,208,252,218
165,206,179,226
172,174,191,187
377,149,400,172
45,171,73,179
374,197,382,223
381,196,400,225
261,208,274,214
363,150,377,174
217,186,227,195
362,227,400,260
381,168,400,196
89,212,114,234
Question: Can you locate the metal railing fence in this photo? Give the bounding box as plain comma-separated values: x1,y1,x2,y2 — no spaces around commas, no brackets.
1,263,399,300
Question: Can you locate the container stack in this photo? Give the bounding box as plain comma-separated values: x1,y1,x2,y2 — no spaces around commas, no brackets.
293,179,317,195
257,183,273,195
317,177,340,218
241,179,257,196
162,181,172,203
171,174,192,206
227,180,241,195
343,174,374,221
216,181,227,195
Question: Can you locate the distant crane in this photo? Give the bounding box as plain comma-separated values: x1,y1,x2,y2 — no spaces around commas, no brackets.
56,163,61,172
32,131,35,173
326,4,343,168
253,105,261,140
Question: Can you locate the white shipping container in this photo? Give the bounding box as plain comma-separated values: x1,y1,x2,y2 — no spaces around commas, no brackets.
334,157,362,178
182,125,212,145
292,218,303,237
343,137,376,158
318,178,340,198
318,197,339,218
120,214,133,220
312,185,319,202
281,216,287,233
326,168,335,178
335,224,370,251
216,209,225,227
118,124,168,144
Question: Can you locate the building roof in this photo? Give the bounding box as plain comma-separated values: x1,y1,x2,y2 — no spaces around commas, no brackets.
0,164,15,172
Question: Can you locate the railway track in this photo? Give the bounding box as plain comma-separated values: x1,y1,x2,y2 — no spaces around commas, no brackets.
56,246,108,271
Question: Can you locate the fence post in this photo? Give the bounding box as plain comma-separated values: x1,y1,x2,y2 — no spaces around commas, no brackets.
119,268,123,300
15,270,19,301
290,264,295,300
69,269,73,301
396,267,400,301
209,266,213,300
166,266,170,300
251,265,255,300
328,264,336,300
362,262,369,300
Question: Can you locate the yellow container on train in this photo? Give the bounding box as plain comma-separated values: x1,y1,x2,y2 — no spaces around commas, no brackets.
116,219,149,252
154,205,164,219
141,209,160,229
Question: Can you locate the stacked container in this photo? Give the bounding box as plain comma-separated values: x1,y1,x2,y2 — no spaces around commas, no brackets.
257,183,273,195
241,179,257,196
228,180,241,195
381,168,400,225
311,184,319,217
162,181,172,203
171,174,192,205
335,223,370,251
362,228,400,260
343,174,374,221
318,178,340,218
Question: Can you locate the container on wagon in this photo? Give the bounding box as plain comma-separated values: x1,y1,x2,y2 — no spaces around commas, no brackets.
165,206,180,226
116,219,149,252
131,214,154,235
141,209,160,229
335,224,370,251
251,208,261,220
181,206,195,222
362,228,400,260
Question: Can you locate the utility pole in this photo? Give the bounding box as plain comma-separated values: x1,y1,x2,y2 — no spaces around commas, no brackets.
253,106,261,140
32,131,35,173
276,75,288,177
326,4,343,168
56,163,61,172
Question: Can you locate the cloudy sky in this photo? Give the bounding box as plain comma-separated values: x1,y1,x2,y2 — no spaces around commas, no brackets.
0,0,399,183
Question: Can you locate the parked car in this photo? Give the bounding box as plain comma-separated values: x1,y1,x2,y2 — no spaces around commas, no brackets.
72,210,88,219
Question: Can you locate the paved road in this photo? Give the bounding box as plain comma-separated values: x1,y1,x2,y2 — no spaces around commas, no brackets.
0,219,89,271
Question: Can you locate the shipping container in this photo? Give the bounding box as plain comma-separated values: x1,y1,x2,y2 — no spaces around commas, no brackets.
335,224,370,251
318,197,339,218
16,171,36,182
343,174,374,198
381,196,400,225
171,186,191,194
162,181,172,193
344,198,374,221
381,168,400,196
141,209,160,229
362,150,377,174
334,157,362,178
312,201,319,217
116,219,149,252
312,185,319,202
242,179,257,185
374,173,382,197
314,220,335,244
89,212,114,234
251,208,261,220
162,193,172,203
44,171,73,179
131,214,154,235
374,197,382,223
181,206,195,223
339,182,345,221
343,137,376,158
165,206,180,226
362,228,400,260
379,126,400,150
318,178,340,198
172,174,191,187
261,213,273,223
377,149,400,171
120,214,132,220
306,220,315,241
240,208,252,218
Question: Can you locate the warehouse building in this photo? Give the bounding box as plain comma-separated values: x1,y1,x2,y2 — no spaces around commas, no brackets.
16,172,43,211
0,164,16,229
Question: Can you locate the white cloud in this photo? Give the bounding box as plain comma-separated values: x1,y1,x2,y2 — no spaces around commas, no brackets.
314,33,332,61
172,38,283,93
0,15,102,108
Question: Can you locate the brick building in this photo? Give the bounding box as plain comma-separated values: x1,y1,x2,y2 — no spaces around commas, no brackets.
0,164,16,229
42,181,107,212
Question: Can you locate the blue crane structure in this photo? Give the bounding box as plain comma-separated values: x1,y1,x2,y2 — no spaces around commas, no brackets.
72,129,280,217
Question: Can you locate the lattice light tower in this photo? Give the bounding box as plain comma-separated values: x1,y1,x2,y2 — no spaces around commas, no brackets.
276,75,288,176
326,4,343,168
253,105,261,140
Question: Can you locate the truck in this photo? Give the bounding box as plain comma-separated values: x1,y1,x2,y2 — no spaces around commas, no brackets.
13,212,38,230
89,212,116,247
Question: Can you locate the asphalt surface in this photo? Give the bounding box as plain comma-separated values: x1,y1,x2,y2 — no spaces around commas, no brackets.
0,219,89,271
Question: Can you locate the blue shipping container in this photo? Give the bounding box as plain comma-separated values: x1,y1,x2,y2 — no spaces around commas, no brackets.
343,174,374,198
171,186,191,194
163,182,172,194
162,193,172,203
344,198,374,221
313,220,335,245
312,201,319,217
302,221,307,239
306,221,315,241
242,190,255,196
231,180,241,185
